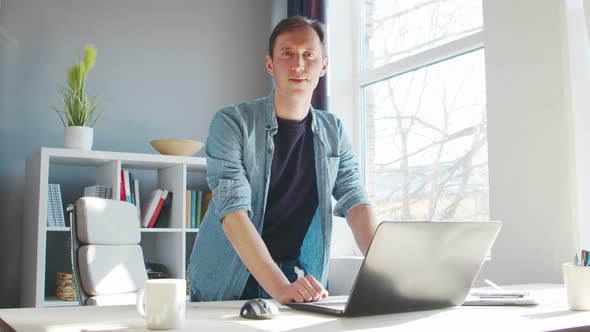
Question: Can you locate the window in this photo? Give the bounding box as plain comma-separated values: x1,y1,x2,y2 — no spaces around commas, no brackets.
361,0,489,221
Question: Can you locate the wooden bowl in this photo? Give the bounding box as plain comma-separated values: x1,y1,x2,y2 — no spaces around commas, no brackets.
150,139,204,156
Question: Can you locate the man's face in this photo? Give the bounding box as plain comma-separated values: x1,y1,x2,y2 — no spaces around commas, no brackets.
266,26,328,99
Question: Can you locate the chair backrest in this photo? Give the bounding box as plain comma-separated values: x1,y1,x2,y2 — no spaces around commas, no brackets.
70,197,148,306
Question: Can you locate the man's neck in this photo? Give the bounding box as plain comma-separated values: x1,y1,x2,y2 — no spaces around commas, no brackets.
273,91,312,121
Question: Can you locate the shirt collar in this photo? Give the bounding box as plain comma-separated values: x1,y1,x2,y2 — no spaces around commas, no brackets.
265,90,320,135
265,90,278,134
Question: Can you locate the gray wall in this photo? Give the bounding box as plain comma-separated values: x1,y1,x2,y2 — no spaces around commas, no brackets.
0,0,272,308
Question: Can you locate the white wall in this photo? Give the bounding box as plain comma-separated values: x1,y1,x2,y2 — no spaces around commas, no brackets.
481,0,577,284
567,0,590,250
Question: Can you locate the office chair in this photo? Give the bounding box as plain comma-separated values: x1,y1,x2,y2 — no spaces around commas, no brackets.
68,197,148,306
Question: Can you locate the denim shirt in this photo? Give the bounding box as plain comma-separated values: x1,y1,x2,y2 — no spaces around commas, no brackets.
188,91,368,301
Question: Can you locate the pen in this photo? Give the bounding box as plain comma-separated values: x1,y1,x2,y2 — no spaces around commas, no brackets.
484,279,504,291
475,295,524,299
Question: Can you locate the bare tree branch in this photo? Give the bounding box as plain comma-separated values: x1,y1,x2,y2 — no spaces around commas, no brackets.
374,125,478,171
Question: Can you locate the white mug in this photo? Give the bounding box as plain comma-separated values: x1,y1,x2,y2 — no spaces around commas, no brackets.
137,279,186,329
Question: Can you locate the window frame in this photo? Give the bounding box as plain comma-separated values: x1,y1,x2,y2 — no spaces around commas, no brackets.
354,1,485,190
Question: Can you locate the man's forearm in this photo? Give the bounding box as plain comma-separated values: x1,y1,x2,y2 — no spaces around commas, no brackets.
346,204,379,256
221,211,290,298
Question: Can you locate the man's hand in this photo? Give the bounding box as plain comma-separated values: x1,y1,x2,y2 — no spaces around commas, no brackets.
276,275,329,305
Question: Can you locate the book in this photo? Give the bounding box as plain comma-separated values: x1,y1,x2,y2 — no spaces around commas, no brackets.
195,191,203,228
133,179,141,215
148,190,169,228
202,192,212,221
186,190,191,228
141,189,163,227
46,184,56,226
120,170,126,201
153,192,173,228
56,184,65,227
124,170,132,203
190,190,196,229
48,184,65,227
129,172,135,205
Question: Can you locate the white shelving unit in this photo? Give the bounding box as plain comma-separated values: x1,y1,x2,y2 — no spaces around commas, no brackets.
21,148,207,308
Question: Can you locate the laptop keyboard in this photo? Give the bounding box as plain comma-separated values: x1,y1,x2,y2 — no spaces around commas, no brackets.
314,299,347,305
310,295,348,307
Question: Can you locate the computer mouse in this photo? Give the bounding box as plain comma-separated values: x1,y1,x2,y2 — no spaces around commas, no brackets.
239,298,279,320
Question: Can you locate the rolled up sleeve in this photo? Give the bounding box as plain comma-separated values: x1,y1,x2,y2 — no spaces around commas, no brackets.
332,119,369,218
206,109,253,221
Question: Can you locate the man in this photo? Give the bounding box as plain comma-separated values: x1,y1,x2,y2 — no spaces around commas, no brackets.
188,16,378,305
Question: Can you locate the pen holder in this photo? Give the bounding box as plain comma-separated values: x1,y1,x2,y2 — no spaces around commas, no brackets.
563,263,590,310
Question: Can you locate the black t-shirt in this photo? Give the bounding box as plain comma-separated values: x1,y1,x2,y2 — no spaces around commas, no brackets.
262,113,318,261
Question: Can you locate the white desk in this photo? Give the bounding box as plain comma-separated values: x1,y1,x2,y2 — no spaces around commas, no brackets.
1,284,589,332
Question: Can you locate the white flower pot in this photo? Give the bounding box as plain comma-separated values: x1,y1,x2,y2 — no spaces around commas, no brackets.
64,126,93,150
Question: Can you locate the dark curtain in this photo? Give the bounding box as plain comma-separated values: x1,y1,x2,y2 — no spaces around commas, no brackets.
288,0,328,112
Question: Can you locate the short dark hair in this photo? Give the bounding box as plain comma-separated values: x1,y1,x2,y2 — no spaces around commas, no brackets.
268,16,326,58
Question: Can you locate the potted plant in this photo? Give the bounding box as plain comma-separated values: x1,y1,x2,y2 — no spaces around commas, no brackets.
51,45,102,150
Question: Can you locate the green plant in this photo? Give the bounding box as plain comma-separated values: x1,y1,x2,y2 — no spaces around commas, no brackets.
50,45,103,127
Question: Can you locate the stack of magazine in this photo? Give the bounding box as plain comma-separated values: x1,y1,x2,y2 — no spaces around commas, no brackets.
84,185,112,199
47,184,65,227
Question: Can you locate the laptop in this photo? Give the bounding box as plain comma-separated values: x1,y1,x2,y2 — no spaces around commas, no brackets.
287,221,502,316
